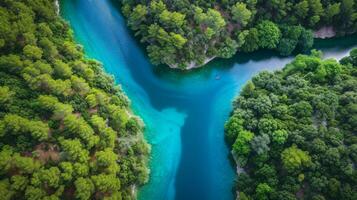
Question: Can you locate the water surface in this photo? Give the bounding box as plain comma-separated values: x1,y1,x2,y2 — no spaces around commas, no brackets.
60,1,357,199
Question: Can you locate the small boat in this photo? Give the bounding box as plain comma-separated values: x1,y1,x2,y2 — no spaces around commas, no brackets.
215,75,221,80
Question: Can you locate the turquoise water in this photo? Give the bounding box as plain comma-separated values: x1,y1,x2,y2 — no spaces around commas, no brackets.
60,1,357,199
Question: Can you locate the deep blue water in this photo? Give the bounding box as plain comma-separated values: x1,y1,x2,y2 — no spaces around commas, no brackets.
60,1,357,199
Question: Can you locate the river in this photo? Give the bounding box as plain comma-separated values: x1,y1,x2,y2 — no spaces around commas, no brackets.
60,1,357,199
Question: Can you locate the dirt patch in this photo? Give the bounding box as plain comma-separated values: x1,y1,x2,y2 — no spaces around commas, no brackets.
34,143,60,163
314,26,336,39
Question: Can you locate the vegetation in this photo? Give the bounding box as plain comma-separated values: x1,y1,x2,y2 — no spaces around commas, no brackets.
0,0,149,199
225,49,357,199
119,0,356,69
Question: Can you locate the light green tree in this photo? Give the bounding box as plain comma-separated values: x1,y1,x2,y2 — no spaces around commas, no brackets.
23,45,43,60
281,145,311,172
232,3,252,27
75,178,94,200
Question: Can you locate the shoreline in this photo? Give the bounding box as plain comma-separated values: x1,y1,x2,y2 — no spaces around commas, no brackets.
168,56,216,70
314,26,336,39
57,1,147,199
55,0,59,15
166,29,337,70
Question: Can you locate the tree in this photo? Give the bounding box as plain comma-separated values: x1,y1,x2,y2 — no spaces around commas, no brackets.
274,191,297,200
37,95,73,119
159,10,186,28
0,86,13,105
11,175,28,191
23,45,43,60
12,153,40,174
251,95,272,115
272,130,288,144
255,183,272,200
257,21,281,49
340,0,355,29
325,3,341,23
61,41,81,60
0,8,11,48
295,0,309,19
169,32,187,49
53,60,72,79
290,101,312,118
322,147,340,166
232,3,252,27
107,105,129,131
60,162,73,181
297,29,313,52
224,114,244,143
194,7,226,32
258,118,278,135
0,114,49,141
0,147,13,173
75,178,94,200
349,144,357,162
59,139,89,163
308,0,324,27
91,115,116,149
0,54,23,74
242,28,259,52
63,114,99,148
150,0,166,15
129,4,147,27
31,167,61,188
239,192,252,200
241,80,255,97
71,75,90,96
73,163,89,177
91,174,120,193
39,38,58,59
25,186,46,200
281,145,311,172
96,149,117,167
95,149,119,174
278,38,297,56
218,37,238,58
233,130,254,158
236,30,249,48
251,134,270,155
328,178,341,198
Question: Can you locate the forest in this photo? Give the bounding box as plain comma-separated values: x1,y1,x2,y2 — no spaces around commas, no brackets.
225,49,357,200
119,0,357,69
0,0,149,199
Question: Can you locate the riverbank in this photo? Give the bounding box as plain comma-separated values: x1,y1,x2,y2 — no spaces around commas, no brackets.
55,0,59,14
58,1,150,198
168,56,216,70
314,26,336,38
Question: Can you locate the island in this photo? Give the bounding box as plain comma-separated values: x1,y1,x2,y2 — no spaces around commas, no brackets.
0,1,149,199
119,0,356,69
225,49,357,200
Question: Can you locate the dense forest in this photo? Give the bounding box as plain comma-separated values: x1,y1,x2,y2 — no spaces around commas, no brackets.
119,0,357,69
225,49,357,200
0,0,149,199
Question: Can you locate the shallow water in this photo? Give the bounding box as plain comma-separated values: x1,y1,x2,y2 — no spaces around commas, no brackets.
60,1,357,199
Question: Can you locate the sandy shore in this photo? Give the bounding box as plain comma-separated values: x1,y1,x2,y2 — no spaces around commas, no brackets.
55,0,59,15
168,56,216,70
